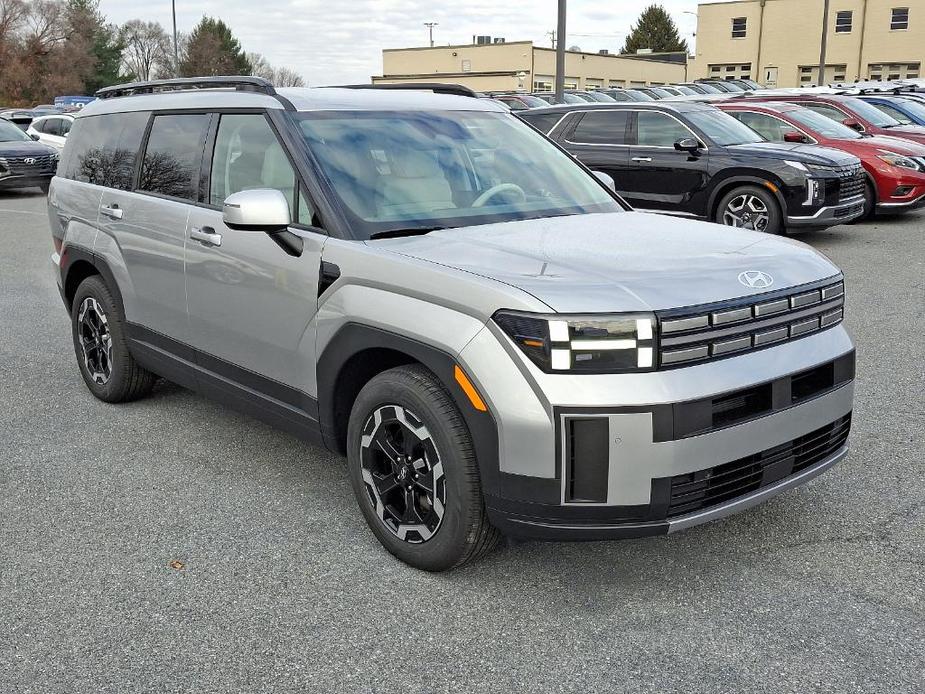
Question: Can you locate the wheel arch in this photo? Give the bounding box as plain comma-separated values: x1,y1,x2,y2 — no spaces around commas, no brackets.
62,247,125,315
707,174,787,222
317,323,501,497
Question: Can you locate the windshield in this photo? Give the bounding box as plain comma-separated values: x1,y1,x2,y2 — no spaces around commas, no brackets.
788,107,862,139
686,110,766,145
295,110,622,238
841,97,902,127
517,94,550,108
694,83,721,94
891,98,925,122
648,88,673,98
0,119,30,142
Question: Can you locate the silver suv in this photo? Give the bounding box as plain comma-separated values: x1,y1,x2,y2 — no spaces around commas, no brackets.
48,77,855,570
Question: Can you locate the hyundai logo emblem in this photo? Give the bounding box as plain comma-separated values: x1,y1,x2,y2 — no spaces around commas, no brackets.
23,157,36,165
738,270,774,289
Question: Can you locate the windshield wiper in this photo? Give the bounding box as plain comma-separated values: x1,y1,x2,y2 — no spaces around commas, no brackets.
369,226,448,240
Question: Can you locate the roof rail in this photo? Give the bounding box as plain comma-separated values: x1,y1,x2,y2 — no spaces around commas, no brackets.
333,83,479,99
95,76,278,99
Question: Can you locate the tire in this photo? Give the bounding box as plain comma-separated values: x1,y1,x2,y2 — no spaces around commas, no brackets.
71,275,157,403
850,180,876,223
346,365,501,571
715,185,783,234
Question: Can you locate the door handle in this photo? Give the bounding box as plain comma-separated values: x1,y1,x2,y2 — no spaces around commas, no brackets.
190,226,222,247
100,204,123,220
631,157,653,163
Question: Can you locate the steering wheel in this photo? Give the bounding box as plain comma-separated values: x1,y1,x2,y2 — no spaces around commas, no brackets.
472,183,527,208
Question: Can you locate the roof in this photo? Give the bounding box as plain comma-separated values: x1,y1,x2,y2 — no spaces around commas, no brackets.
717,101,802,113
77,85,506,118
521,100,718,116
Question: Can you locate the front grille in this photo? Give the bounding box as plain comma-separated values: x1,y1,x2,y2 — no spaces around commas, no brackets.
657,278,845,367
835,164,865,202
664,414,851,518
2,154,56,175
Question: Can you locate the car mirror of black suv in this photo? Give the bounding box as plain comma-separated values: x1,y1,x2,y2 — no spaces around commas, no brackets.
674,137,702,154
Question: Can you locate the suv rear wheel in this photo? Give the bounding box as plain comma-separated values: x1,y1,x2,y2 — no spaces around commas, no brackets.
71,276,157,402
716,185,782,234
346,365,500,571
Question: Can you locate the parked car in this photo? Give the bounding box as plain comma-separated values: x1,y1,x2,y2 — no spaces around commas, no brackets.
856,94,925,126
531,92,587,105
754,93,925,146
680,82,723,95
50,77,855,570
603,88,655,102
519,101,866,233
697,80,747,93
633,87,674,100
669,85,699,95
0,109,35,130
27,113,75,151
719,101,925,216
0,118,58,192
573,90,617,103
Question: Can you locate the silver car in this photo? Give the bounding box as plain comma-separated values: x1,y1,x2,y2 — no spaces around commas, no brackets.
48,77,855,570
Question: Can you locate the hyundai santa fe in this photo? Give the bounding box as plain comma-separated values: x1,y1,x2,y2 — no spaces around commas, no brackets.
49,77,856,571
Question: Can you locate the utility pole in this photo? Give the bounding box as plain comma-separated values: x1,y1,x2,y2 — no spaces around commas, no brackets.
171,0,179,77
818,0,831,86
554,0,566,103
424,22,438,48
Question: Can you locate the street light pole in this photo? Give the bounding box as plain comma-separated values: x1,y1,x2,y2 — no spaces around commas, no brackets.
424,22,438,48
554,0,566,103
818,0,831,86
171,0,179,77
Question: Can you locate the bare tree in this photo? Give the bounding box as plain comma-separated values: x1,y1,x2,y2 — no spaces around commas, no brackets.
271,66,305,87
119,19,170,81
247,51,305,87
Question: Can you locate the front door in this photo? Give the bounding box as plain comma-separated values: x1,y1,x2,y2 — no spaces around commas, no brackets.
624,110,708,213
184,112,325,401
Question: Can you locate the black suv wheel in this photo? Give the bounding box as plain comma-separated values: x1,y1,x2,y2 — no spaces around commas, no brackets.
346,365,500,571
71,276,157,402
715,185,783,234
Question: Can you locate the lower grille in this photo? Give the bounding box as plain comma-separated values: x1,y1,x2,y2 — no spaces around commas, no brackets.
664,414,851,518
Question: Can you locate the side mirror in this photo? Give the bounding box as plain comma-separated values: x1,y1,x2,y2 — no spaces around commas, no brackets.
784,131,808,143
842,118,864,132
674,137,701,153
592,170,616,192
222,188,291,232
30,133,39,141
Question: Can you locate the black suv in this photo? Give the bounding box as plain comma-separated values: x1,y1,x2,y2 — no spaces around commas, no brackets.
522,102,866,233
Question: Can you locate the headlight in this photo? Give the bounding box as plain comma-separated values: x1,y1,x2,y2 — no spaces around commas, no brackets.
877,152,922,170
493,310,657,373
784,160,809,172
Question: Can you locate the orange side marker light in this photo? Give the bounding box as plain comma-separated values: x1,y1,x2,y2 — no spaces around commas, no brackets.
454,365,487,412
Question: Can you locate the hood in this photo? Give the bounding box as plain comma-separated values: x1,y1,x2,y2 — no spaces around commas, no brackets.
727,141,859,167
374,213,841,313
0,140,57,157
851,134,925,156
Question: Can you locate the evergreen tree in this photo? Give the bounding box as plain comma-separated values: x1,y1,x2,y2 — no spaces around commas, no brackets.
620,4,689,54
179,17,251,77
66,0,126,93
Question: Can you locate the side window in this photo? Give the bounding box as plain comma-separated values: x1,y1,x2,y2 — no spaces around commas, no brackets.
60,118,72,135
570,110,629,144
636,111,693,146
209,114,296,216
804,103,849,123
139,114,211,200
44,118,63,137
873,102,911,124
730,111,791,141
33,119,49,134
297,186,315,226
520,112,562,134
65,112,149,190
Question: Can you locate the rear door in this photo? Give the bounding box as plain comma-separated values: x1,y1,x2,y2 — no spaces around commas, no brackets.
625,109,708,212
184,111,325,394
557,109,631,190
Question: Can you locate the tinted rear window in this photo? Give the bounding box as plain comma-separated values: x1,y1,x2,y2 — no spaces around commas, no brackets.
65,112,149,190
570,110,629,144
520,112,564,134
139,114,211,200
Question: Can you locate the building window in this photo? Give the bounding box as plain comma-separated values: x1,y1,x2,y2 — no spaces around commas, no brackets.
461,59,471,72
835,11,852,33
731,16,747,38
709,63,752,80
867,61,919,80
891,7,909,30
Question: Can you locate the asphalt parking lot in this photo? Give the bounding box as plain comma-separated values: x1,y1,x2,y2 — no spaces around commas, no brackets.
1,188,923,693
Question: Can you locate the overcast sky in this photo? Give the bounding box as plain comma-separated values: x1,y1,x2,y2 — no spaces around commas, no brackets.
99,0,707,85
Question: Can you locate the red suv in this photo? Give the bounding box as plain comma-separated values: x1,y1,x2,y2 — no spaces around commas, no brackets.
747,93,925,146
719,101,925,216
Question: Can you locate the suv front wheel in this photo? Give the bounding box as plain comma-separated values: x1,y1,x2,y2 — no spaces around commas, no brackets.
715,185,782,234
346,365,500,571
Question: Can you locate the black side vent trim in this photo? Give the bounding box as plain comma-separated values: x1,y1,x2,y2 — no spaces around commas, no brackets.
319,261,341,295
565,418,609,503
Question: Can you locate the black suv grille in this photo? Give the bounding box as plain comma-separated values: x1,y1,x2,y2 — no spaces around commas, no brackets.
665,414,851,518
658,279,845,367
2,154,56,175
835,164,865,202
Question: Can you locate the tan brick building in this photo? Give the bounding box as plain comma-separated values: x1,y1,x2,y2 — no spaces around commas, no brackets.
372,41,687,92
691,0,924,87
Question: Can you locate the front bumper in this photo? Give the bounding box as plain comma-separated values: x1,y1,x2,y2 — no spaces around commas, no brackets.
0,173,53,190
786,194,865,227
877,190,925,211
460,324,856,541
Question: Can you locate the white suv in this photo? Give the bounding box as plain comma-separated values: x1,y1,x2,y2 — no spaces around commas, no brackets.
48,77,855,570
27,113,74,151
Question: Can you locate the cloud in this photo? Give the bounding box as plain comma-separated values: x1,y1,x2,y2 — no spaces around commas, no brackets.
100,0,701,85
